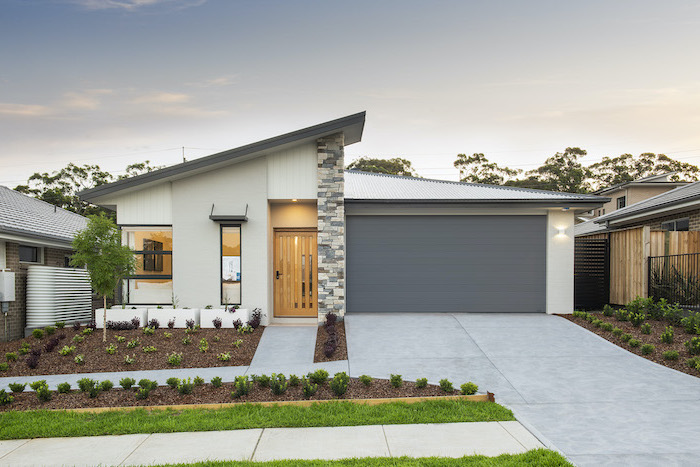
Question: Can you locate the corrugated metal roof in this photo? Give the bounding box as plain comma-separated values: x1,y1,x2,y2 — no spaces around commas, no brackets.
345,171,605,202
574,218,608,237
0,186,88,245
595,181,700,223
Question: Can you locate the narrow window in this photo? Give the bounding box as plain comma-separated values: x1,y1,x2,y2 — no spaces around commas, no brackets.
616,196,626,209
221,226,241,305
122,227,173,304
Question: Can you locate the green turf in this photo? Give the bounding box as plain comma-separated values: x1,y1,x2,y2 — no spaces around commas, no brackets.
155,449,572,466
0,399,514,440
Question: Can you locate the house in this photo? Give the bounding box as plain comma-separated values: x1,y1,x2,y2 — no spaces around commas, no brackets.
78,112,606,324
0,186,88,341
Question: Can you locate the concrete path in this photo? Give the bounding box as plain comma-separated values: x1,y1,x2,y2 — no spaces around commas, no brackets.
345,313,700,467
0,421,542,466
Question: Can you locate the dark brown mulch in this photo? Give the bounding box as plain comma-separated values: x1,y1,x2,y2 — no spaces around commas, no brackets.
0,378,460,412
562,314,700,378
0,326,263,377
314,321,348,363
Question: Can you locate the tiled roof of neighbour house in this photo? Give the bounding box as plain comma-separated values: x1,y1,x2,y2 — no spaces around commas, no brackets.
574,218,609,237
344,170,607,204
594,181,700,225
0,186,88,245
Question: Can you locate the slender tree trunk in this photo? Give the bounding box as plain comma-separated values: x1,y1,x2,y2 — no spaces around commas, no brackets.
103,295,107,342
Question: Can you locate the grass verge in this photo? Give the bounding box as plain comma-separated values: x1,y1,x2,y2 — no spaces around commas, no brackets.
156,450,572,466
0,399,514,440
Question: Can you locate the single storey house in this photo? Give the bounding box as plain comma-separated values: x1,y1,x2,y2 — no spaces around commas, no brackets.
0,186,88,341
78,112,606,324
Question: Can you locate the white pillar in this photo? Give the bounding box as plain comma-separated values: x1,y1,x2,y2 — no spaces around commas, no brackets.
546,209,575,314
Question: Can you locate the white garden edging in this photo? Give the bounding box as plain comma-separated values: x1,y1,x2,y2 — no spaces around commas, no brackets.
147,308,200,328
95,308,148,329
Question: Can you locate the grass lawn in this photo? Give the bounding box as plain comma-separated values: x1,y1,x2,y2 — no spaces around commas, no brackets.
155,450,572,466
0,399,514,440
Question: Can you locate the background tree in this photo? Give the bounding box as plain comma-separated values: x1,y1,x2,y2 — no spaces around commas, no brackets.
506,147,591,193
588,153,700,190
14,160,162,216
346,157,419,177
71,214,136,342
454,153,521,184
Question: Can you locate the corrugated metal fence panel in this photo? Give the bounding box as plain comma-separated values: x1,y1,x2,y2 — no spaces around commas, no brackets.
574,238,609,309
346,215,546,313
26,266,93,328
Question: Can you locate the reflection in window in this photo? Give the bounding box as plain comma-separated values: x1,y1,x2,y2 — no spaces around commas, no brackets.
122,228,173,304
661,218,690,232
221,226,241,305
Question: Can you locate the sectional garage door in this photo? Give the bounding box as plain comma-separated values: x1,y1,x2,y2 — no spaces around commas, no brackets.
346,215,546,313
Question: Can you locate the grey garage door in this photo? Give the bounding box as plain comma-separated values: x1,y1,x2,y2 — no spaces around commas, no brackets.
346,215,546,313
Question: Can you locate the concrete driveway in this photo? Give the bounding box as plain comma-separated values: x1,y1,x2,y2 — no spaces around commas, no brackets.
345,313,700,467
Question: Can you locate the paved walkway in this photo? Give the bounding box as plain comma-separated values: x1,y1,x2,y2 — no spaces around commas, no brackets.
0,421,543,466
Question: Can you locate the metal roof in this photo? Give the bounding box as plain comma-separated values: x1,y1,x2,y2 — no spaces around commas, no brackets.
345,171,607,203
0,186,87,245
79,112,366,201
595,180,700,224
574,218,608,237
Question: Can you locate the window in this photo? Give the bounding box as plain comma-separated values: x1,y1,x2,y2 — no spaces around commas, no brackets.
661,218,690,232
121,227,173,304
616,196,626,209
221,226,241,305
18,245,42,263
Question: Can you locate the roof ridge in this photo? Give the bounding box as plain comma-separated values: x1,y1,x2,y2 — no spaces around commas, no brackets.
0,185,88,220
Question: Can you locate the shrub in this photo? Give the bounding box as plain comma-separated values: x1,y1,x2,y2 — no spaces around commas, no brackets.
249,308,262,329
163,332,172,339
640,323,652,335
211,376,223,388
106,321,137,331
142,345,157,353
629,312,646,327
6,352,18,362
628,339,641,348
681,313,700,334
591,318,602,327
18,342,31,355
127,338,140,348
72,335,84,344
193,376,205,386
82,328,93,335
661,326,674,344
289,374,300,386
185,319,195,330
389,374,403,388
662,350,679,361
9,382,26,393
167,318,175,329
461,382,478,395
270,374,289,395
198,338,209,353
308,369,329,385
602,305,614,317
302,378,318,399
685,337,700,355
601,322,614,332
621,333,633,342
136,387,151,399
105,344,118,355
33,382,51,402
237,325,253,335
0,389,13,406
641,344,655,355
29,380,46,391
232,376,252,398
255,374,271,387
664,303,685,325
324,339,337,358
59,345,75,356
44,325,56,335
439,379,454,393
177,378,194,395
686,356,700,370
142,326,155,336
100,380,114,391
415,378,428,388
25,354,39,369
57,382,71,394
330,372,349,397
55,321,66,329
32,328,44,339
166,377,180,389
74,354,85,364
212,317,222,329
130,317,140,328
167,352,183,366
77,378,99,398
232,339,243,348
182,336,192,345
138,379,158,391
148,318,160,329
120,377,136,390
116,335,126,343
217,352,231,362
0,362,7,372
359,375,373,386
614,309,629,322
645,300,665,321
124,354,135,365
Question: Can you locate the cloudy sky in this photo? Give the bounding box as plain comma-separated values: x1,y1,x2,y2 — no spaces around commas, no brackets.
2,0,700,186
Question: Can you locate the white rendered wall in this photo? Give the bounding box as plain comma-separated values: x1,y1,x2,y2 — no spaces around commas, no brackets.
266,143,317,200
546,209,575,314
102,183,173,225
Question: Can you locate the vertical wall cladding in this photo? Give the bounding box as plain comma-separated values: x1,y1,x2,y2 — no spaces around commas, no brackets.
317,133,345,319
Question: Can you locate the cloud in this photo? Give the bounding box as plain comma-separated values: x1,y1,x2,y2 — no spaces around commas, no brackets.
61,89,113,110
187,74,240,88
70,0,206,11
0,103,53,117
129,91,226,118
131,92,191,105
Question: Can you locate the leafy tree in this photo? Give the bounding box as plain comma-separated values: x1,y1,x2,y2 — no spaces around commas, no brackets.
588,153,700,190
71,214,136,342
506,147,591,193
454,153,521,185
14,161,162,216
346,157,418,177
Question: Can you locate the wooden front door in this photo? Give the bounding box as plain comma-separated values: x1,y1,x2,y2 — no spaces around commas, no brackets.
273,229,318,317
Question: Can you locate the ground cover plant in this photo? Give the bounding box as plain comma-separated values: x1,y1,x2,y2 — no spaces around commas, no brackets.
568,298,700,377
0,398,513,440
0,324,264,377
314,313,348,363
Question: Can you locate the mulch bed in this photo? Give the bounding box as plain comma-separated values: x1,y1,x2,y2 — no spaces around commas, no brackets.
314,320,348,363
562,314,700,378
0,378,460,412
0,326,263,377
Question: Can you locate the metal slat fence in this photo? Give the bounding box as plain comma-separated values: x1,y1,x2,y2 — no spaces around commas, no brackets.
648,253,700,307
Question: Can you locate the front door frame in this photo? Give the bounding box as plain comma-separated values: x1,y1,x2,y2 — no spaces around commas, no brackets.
273,227,318,318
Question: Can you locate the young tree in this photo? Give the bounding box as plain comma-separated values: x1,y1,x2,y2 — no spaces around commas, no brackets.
453,153,521,184
346,157,419,177
71,214,136,342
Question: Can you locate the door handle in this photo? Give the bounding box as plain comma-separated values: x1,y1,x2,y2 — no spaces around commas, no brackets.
276,271,282,279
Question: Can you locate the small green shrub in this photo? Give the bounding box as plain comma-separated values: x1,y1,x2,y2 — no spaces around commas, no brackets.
302,378,318,399
217,352,231,361
629,312,646,327
270,373,289,395
72,335,84,344
126,339,140,348
439,379,454,393
389,374,403,388
142,326,155,336
74,354,85,365
664,303,685,325
77,378,99,398
232,376,252,398
32,329,44,339
612,327,623,337
614,309,629,322
288,374,300,386
18,342,31,355
166,377,180,389
681,312,700,334
123,354,135,365
57,382,71,393
621,333,632,342
82,328,93,335
116,335,126,343
100,380,114,391
461,382,478,395
120,377,136,390
232,339,243,348
0,389,14,406
591,318,602,327
166,352,183,366
685,337,700,355
193,376,205,386
138,379,158,391
663,350,679,360
29,380,46,391
308,369,329,385
415,378,428,388
686,356,700,370
211,376,223,388
641,344,655,355
601,322,614,332
602,305,614,317
177,378,194,395
55,321,65,329
142,345,157,353
44,326,56,335
255,374,271,388
0,363,7,372
661,326,674,344
359,375,373,386
198,338,209,353
9,382,26,393
330,372,349,397
136,387,151,399
59,345,76,356
640,323,652,335
182,336,191,345
163,332,172,339
5,352,18,362
105,344,118,355
628,338,641,348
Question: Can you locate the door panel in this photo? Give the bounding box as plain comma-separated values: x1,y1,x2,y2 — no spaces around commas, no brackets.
274,229,318,317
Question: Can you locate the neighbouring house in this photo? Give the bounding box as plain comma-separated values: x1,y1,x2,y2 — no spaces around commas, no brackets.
0,186,88,341
78,112,606,324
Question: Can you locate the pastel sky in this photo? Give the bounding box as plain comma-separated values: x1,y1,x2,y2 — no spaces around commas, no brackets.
2,0,700,186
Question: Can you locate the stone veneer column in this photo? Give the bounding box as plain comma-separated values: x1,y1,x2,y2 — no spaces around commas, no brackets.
317,133,345,320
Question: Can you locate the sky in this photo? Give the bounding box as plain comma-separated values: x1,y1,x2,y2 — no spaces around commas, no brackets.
2,0,700,187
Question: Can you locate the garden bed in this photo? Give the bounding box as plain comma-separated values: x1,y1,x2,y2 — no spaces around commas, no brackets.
314,320,348,363
0,376,480,412
0,325,263,377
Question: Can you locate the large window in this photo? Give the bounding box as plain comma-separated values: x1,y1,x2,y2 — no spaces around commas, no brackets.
221,226,241,305
122,227,173,304
18,245,42,264
661,218,690,232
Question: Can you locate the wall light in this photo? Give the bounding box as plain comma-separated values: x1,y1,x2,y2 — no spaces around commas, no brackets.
556,226,567,236
291,199,298,202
